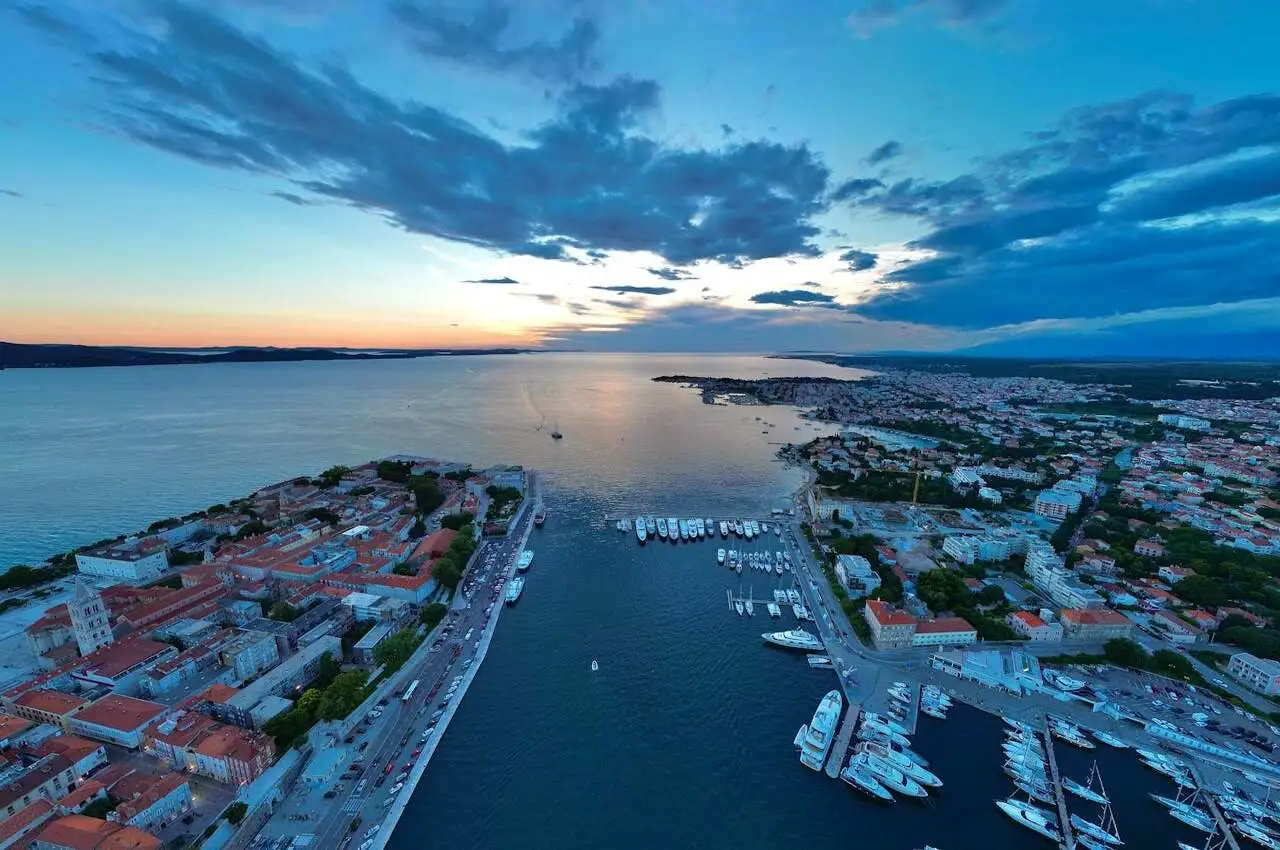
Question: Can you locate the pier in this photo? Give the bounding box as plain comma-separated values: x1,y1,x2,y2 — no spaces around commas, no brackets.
1191,766,1243,850
1042,723,1076,850
825,703,862,779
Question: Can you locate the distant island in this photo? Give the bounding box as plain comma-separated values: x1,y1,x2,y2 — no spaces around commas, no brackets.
0,341,533,370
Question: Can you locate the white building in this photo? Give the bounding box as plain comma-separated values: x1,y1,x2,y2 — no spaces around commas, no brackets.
978,487,1003,504
75,540,168,584
1007,611,1063,642
1034,487,1083,521
948,468,983,490
1158,413,1212,432
216,630,280,682
69,580,114,657
834,555,880,596
1227,652,1280,696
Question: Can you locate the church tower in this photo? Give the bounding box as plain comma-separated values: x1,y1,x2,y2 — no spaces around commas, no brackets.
70,579,114,657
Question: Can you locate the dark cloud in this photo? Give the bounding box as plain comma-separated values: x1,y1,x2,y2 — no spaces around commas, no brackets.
592,297,644,311
720,124,734,137
565,301,593,316
0,188,23,198
830,177,884,203
463,276,522,285
847,0,1011,37
19,2,835,268
589,285,677,296
268,190,319,206
514,292,560,304
389,1,599,84
749,289,837,306
839,248,878,271
866,140,903,166
645,266,696,281
852,91,1280,327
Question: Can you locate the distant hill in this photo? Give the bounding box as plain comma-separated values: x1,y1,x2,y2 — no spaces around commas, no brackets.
949,330,1280,361
0,342,531,369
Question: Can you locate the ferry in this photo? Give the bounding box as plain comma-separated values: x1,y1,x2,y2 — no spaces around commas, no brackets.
517,550,534,572
719,520,729,537
505,576,525,604
996,798,1062,842
841,758,894,802
761,630,824,651
717,548,726,565
656,518,669,539
799,690,843,771
636,516,648,543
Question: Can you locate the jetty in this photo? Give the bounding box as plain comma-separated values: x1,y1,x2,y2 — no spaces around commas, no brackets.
825,703,862,779
1190,766,1243,850
1042,723,1076,850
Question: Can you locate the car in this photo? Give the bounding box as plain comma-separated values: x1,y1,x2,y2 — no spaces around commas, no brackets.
1211,677,1228,687
359,741,370,750
341,772,355,780
374,776,386,788
365,825,381,839
411,748,421,757
359,841,373,850
390,782,404,794
344,735,355,744
350,762,363,770
378,698,389,707
356,780,367,794
323,790,337,799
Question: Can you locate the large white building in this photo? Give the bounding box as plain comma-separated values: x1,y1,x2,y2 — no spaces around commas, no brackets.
834,555,880,596
216,630,280,682
1227,652,1280,696
69,580,114,657
943,535,1022,565
1158,413,1212,432
75,539,168,584
1034,487,1083,521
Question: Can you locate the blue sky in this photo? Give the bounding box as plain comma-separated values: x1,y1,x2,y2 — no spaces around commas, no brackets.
2,0,1278,354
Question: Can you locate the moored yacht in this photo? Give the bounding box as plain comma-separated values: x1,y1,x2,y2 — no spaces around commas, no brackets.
761,629,824,651
719,520,729,537
1090,729,1129,749
799,690,844,771
667,517,679,539
717,548,726,565
646,516,657,536
856,752,928,798
517,550,534,572
1070,815,1122,846
744,521,754,540
995,797,1061,842
841,757,894,802
1236,820,1280,849
657,518,668,539
858,742,942,787
505,576,525,604
678,519,689,540
1064,777,1109,805
636,516,648,543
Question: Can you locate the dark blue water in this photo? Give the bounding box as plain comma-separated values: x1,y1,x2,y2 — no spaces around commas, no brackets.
0,353,1180,849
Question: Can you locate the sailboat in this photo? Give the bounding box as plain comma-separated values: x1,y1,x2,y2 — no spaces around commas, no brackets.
1069,762,1123,846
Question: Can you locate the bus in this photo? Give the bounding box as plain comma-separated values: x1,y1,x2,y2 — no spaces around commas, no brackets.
401,679,420,703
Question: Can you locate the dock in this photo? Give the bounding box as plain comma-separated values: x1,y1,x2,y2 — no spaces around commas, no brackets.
825,702,862,779
1191,766,1243,850
1042,724,1076,850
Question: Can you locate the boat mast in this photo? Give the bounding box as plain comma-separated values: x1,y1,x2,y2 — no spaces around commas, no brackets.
1090,761,1120,841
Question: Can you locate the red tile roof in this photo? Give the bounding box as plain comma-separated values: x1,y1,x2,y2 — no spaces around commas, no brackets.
865,600,915,627
0,712,35,739
72,696,167,733
16,690,91,717
1012,611,1047,629
0,798,53,846
916,616,976,634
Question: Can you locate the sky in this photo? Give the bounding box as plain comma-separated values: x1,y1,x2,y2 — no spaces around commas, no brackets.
2,0,1278,355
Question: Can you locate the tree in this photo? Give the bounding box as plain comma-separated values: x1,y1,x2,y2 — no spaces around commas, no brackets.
224,803,248,826
81,797,116,819
1173,575,1231,609
439,512,475,531
373,630,420,673
376,460,412,483
1150,648,1196,680
318,465,351,488
409,476,445,514
392,563,414,576
420,602,448,631
1103,638,1150,669
268,602,299,622
317,671,369,721
234,519,268,540
306,507,340,525
975,584,1006,606
409,516,427,539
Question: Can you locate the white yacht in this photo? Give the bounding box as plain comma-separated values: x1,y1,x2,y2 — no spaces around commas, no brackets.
1049,720,1095,749
792,603,809,620
734,599,744,616
799,690,843,771
856,752,927,798
1090,729,1129,749
1237,821,1280,849
862,713,910,736
635,516,647,543
717,548,726,565
761,630,824,651
743,521,754,540
667,517,679,540
841,757,894,802
517,550,534,572
1016,780,1055,805
719,520,729,537
1070,815,1122,846
859,722,911,750
767,602,782,617
678,519,688,540
657,518,668,539
996,798,1062,842
744,598,754,616
646,516,657,535
505,576,525,604
858,742,942,787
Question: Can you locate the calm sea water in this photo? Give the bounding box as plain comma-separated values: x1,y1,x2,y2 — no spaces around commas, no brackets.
0,353,1181,849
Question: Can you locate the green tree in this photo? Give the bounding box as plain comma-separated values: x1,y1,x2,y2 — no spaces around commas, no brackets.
439,512,475,531
409,515,427,539
318,465,351,488
392,563,414,576
373,630,420,673
81,797,116,819
224,803,248,826
234,519,269,540
268,602,299,622
376,460,413,483
975,584,1006,606
1150,648,1196,679
420,602,448,631
409,476,445,514
1103,638,1150,669
306,507,340,525
317,671,369,721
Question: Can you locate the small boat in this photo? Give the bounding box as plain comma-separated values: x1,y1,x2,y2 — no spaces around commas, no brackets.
1090,729,1129,749
517,550,534,572
616,518,630,532
657,518,668,539
646,516,656,535
807,654,832,667
534,508,546,527
745,598,754,616
734,600,744,616
774,563,783,575
767,603,782,618
717,548,726,565
1065,777,1109,805
995,798,1061,842
719,520,729,537
590,659,598,671
550,420,563,440
667,517,679,541
841,757,894,802
635,516,647,543
505,576,525,604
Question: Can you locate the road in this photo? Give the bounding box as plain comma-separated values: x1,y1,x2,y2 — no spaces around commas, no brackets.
256,502,536,850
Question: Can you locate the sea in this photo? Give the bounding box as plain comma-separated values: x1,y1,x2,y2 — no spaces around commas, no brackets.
0,353,1195,850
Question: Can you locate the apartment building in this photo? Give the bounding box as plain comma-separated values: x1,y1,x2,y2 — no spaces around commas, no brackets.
74,540,168,585
1006,611,1063,642
67,695,168,750
1227,652,1280,696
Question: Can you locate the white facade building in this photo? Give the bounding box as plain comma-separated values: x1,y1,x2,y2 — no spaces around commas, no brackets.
69,580,114,657
834,555,881,596
76,541,168,584
1227,652,1280,696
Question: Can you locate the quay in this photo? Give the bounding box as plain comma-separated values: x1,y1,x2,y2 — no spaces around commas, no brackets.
825,702,862,779
1042,723,1076,850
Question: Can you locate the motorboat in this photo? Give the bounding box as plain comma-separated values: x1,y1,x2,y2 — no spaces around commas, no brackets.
768,603,782,617
635,517,647,543
863,713,910,736
841,758,894,802
761,630,824,651
1090,729,1130,749
504,576,525,604
657,518,668,539
678,519,689,540
705,518,715,538
855,752,928,798
1044,669,1087,691
667,517,679,540
859,722,911,749
517,550,534,572
646,516,656,535
745,598,754,616
995,797,1061,842
1064,777,1109,805
719,520,729,537
799,690,844,771
717,548,726,565
858,742,942,787
734,599,744,616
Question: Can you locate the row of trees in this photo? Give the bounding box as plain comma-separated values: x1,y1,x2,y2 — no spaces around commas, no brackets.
1102,638,1198,680
373,629,421,673
431,523,478,590
263,653,369,749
